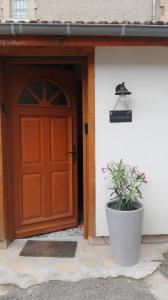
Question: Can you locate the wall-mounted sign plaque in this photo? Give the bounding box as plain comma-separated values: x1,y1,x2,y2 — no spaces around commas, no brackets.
110,110,132,123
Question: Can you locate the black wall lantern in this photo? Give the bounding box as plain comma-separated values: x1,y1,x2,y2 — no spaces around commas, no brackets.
110,82,132,123
115,82,132,96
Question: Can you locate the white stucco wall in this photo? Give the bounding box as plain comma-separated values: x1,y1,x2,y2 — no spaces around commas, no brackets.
95,46,168,236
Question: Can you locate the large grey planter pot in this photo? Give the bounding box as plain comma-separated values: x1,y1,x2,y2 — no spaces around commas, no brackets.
105,201,144,267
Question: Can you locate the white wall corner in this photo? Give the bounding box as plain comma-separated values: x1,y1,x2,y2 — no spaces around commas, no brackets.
160,0,168,21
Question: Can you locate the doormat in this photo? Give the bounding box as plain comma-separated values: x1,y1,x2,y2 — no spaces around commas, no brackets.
19,240,77,258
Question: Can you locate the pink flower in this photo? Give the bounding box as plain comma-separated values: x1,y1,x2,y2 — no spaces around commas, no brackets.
102,167,106,174
106,162,112,168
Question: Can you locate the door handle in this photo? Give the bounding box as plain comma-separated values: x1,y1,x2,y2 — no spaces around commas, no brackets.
68,145,77,162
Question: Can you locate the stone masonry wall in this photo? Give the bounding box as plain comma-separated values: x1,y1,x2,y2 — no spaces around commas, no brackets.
1,0,168,22
0,0,10,20
160,0,168,20
36,0,153,22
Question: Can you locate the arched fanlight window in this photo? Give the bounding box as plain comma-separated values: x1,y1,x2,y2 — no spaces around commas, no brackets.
19,79,70,107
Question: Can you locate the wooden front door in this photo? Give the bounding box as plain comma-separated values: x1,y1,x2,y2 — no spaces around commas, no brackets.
9,65,78,238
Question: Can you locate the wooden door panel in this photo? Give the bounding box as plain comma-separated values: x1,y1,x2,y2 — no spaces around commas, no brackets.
20,116,43,165
10,65,78,238
21,173,44,224
49,117,72,168
20,115,45,226
50,117,72,162
49,116,73,219
51,171,71,216
50,117,69,162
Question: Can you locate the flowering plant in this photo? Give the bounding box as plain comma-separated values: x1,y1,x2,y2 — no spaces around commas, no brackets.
102,159,147,211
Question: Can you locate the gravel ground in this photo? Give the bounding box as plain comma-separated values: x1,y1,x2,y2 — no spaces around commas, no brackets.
25,226,84,241
159,251,168,277
0,278,156,300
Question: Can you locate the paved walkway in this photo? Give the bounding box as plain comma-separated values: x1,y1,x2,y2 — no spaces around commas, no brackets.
0,277,157,300
0,239,167,289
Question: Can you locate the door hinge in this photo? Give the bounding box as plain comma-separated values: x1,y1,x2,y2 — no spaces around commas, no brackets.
84,123,88,135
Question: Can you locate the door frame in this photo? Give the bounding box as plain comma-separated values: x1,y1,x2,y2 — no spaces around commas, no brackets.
0,52,95,243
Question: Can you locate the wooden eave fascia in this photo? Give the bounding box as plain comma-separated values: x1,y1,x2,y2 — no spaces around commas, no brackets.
0,36,168,50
